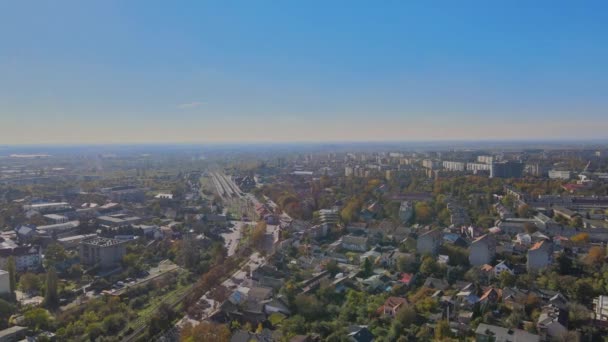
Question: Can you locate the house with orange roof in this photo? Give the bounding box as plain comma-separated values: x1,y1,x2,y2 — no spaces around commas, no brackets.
479,287,501,306
469,234,496,266
527,240,552,272
479,264,494,280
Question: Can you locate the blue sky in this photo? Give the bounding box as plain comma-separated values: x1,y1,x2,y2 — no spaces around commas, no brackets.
1,1,607,144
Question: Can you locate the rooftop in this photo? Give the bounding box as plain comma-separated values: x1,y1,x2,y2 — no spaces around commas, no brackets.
80,237,125,247
529,240,547,251
475,323,540,342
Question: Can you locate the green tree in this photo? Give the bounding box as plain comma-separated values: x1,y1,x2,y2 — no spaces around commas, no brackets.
325,259,341,277
362,257,373,277
180,322,231,342
23,308,52,331
86,322,104,340
0,299,16,329
148,303,176,336
556,253,573,275
43,243,67,268
44,267,58,308
397,255,417,273
102,313,127,334
19,273,42,294
420,256,439,277
294,294,323,321
498,271,516,288
395,305,417,328
434,320,452,340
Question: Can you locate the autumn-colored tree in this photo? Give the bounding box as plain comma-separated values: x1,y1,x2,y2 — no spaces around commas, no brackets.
395,305,417,328
414,202,432,224
180,322,230,342
517,204,531,218
340,198,362,223
571,233,589,244
584,246,606,266
524,222,538,234
251,221,267,250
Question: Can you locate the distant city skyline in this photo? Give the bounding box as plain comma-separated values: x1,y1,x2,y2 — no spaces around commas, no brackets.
1,1,607,144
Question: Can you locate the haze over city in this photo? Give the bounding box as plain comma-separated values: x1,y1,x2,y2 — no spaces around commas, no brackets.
4,2,608,341
1,1,607,144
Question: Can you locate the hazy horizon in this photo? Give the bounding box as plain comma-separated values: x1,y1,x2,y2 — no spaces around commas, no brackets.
2,1,607,144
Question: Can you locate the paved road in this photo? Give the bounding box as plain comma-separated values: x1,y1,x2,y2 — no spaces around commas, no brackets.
222,220,253,257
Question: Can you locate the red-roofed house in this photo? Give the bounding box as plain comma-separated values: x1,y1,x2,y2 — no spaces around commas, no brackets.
377,297,409,317
399,273,415,287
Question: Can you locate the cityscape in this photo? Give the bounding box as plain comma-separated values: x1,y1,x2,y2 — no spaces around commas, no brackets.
2,1,608,342
0,144,608,341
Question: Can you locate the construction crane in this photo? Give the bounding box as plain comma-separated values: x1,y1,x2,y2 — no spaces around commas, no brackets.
578,160,592,183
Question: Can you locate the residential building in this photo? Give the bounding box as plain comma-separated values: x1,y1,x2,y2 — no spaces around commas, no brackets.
548,170,571,180
0,326,28,342
318,209,339,230
423,277,449,290
552,207,580,221
345,166,354,177
479,287,501,306
398,201,413,223
469,234,496,266
398,273,415,287
347,325,374,342
101,185,145,203
97,215,142,228
422,159,440,169
79,237,126,268
36,220,80,236
477,155,494,164
493,260,513,277
594,295,608,321
442,161,466,172
57,233,98,249
491,161,524,179
467,163,491,172
379,250,412,268
22,202,71,213
0,245,42,272
537,305,568,341
417,229,442,255
0,270,10,294
341,235,368,252
475,323,540,342
43,213,69,224
15,225,36,242
527,240,552,272
308,224,328,239
376,297,409,317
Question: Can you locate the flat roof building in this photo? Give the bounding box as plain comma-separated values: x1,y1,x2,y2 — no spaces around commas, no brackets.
79,237,126,269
